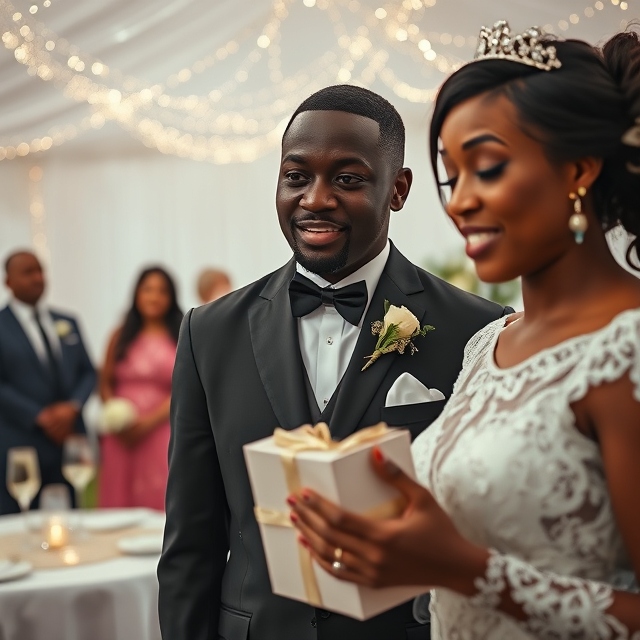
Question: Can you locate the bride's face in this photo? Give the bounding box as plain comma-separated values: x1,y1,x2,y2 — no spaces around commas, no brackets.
438,93,576,283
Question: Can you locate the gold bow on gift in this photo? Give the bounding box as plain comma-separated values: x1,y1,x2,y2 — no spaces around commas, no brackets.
273,422,393,516
273,421,389,454
254,422,405,607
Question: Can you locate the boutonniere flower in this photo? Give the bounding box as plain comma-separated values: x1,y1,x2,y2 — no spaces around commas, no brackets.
54,319,73,338
362,300,434,371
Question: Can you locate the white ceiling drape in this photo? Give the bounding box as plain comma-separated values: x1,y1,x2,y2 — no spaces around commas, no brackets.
0,0,633,357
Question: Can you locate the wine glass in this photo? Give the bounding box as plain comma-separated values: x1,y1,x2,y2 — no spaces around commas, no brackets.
6,447,41,537
62,435,96,537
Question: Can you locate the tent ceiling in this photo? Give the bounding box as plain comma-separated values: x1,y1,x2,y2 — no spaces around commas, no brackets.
0,0,633,161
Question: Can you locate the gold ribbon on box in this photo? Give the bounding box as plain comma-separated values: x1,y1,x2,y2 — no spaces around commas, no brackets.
254,422,406,607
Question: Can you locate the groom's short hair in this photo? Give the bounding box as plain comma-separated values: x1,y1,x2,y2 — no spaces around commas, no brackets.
283,85,405,170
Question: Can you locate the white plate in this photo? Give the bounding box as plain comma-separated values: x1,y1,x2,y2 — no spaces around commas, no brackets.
0,559,32,583
117,534,163,556
83,511,143,532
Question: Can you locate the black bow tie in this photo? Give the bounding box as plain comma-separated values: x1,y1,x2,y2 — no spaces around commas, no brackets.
289,272,368,326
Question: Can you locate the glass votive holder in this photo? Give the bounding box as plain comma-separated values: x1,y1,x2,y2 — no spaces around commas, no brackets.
39,484,72,551
42,514,70,550
40,483,72,512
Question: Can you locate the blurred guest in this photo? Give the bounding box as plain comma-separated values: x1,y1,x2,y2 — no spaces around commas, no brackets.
98,267,182,511
196,267,232,304
0,250,96,514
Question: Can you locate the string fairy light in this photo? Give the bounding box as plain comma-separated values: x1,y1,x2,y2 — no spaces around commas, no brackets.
541,0,630,33
1,0,348,131
364,0,630,72
27,164,49,265
0,0,357,147
0,0,631,163
104,0,359,161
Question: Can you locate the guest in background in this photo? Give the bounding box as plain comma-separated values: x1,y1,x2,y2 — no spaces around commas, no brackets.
0,250,96,514
196,267,232,304
98,267,182,511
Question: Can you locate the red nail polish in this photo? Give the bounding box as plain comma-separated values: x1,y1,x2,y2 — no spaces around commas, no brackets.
286,496,296,507
298,536,309,549
301,490,312,502
372,446,384,463
290,512,299,524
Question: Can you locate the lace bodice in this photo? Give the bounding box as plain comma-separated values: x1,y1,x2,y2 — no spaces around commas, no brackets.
411,309,640,639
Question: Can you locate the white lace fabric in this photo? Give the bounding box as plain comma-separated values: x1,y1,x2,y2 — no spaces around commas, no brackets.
411,309,640,639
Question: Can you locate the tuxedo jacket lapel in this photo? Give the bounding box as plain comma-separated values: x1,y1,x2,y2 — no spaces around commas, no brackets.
329,244,427,440
249,260,313,431
50,312,72,393
4,306,50,381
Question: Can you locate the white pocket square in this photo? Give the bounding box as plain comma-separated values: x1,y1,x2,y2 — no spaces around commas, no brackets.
385,372,446,407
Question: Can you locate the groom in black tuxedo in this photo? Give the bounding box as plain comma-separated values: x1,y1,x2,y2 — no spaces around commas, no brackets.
158,85,512,640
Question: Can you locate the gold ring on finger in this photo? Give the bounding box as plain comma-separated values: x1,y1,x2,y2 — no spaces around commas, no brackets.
332,547,344,571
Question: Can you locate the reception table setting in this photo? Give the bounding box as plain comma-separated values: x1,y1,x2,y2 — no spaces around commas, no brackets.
0,507,164,640
0,443,164,640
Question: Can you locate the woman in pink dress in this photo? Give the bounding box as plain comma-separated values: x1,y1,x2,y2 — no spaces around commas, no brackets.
98,267,183,510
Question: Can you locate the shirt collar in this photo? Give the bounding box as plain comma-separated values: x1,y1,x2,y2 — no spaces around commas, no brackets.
295,240,390,314
8,296,44,322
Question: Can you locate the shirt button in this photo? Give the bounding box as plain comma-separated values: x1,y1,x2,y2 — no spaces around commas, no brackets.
323,399,329,405
319,610,331,619
327,337,333,345
310,616,317,628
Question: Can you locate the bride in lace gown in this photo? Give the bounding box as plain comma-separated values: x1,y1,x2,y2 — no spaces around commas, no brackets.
288,23,640,639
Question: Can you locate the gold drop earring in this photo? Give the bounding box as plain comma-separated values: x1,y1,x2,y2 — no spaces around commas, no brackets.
568,186,588,245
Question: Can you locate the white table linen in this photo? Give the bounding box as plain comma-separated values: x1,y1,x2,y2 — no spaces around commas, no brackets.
0,508,163,640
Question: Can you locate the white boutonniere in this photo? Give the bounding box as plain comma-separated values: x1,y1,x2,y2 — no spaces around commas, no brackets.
54,319,74,338
362,300,435,371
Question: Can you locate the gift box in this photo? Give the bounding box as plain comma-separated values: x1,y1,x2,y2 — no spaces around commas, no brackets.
243,423,426,621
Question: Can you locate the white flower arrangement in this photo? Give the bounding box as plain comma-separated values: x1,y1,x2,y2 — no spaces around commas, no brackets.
99,398,138,434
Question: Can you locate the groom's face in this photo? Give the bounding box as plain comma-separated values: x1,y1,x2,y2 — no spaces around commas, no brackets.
277,110,410,283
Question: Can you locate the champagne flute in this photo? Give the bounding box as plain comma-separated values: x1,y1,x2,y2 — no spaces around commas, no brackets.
62,435,96,537
6,447,41,539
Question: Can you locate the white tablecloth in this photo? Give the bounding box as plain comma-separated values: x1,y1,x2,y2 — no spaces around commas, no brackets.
0,508,164,640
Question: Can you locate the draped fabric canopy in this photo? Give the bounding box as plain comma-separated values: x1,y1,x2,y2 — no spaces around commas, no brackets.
0,0,633,356
0,0,632,160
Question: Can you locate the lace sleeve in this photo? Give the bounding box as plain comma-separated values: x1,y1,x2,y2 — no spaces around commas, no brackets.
471,551,640,640
461,318,505,370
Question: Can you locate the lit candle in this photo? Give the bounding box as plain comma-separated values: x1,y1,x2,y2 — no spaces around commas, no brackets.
46,516,68,549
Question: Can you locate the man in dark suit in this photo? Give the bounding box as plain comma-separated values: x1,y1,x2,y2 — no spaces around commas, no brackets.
0,250,96,514
158,86,513,640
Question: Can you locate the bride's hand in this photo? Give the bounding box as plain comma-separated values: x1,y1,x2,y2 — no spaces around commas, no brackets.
288,447,488,593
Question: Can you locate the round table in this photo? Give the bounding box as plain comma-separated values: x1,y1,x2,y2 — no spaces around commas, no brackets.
0,508,164,640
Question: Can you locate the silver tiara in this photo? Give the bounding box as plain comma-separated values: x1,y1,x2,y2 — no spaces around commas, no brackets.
474,20,561,71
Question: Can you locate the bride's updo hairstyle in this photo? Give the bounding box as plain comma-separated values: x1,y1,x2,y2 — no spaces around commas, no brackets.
429,28,640,268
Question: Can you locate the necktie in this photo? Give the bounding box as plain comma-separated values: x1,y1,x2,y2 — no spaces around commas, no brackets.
289,272,368,326
33,310,64,399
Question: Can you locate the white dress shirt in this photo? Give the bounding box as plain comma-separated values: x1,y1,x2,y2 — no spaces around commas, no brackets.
8,297,62,364
296,241,390,409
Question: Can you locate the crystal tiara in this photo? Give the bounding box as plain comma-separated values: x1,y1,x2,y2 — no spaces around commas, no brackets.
474,20,561,71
